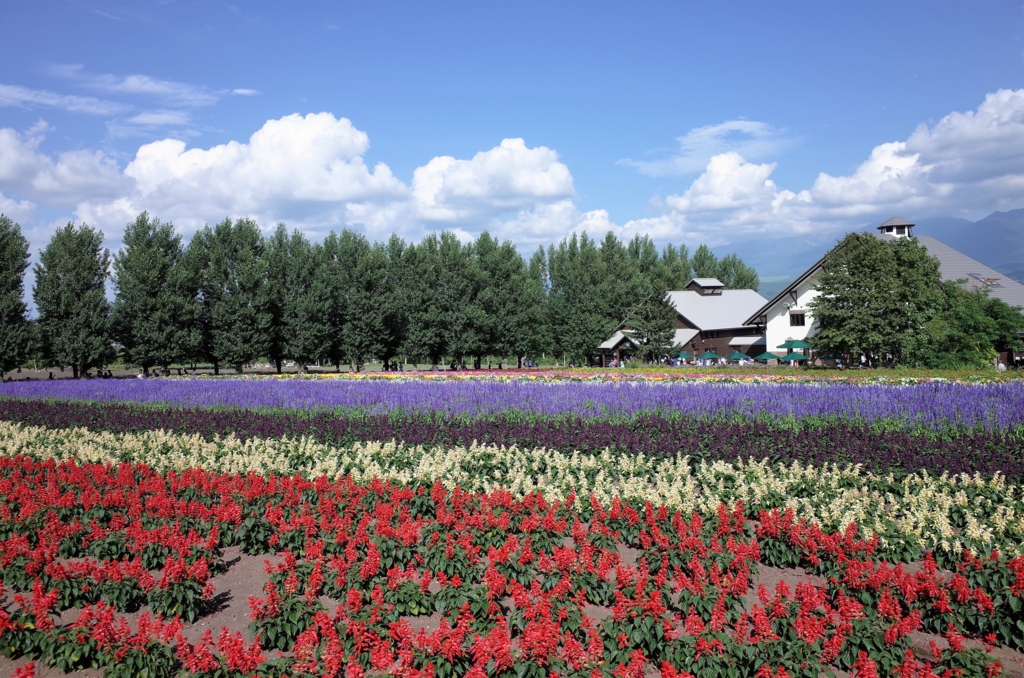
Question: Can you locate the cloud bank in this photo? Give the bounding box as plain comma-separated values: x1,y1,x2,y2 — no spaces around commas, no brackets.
2,89,1024,252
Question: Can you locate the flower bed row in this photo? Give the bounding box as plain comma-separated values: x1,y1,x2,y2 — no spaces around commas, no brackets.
1,398,1021,482
0,419,1021,564
3,380,1024,432
0,455,1015,677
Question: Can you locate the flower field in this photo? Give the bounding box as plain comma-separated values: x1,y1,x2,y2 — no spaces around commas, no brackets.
2,379,1023,433
0,377,1023,677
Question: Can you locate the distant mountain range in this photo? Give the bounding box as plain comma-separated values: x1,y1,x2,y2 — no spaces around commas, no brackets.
715,209,1024,300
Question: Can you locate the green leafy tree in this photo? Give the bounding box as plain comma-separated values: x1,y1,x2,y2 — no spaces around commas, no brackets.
0,215,30,374
110,212,188,374
918,282,1024,368
286,240,336,371
655,243,692,290
527,247,552,360
691,244,718,278
597,232,646,328
34,223,114,378
475,232,542,367
188,218,271,373
377,235,410,369
335,230,391,372
546,233,610,365
715,253,760,291
263,225,292,373
809,233,943,365
403,232,484,368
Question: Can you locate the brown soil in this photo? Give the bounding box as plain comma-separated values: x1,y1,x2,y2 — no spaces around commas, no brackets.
0,547,281,677
3,554,1024,677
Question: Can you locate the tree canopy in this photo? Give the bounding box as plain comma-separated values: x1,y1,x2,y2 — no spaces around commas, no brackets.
0,215,30,375
33,223,113,378
12,213,765,373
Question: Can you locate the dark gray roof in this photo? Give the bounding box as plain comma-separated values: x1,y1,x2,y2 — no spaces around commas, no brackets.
914,235,1024,309
878,216,915,229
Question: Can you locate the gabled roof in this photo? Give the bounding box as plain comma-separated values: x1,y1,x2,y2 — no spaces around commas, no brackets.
598,330,633,350
668,289,768,331
743,255,827,326
597,328,699,351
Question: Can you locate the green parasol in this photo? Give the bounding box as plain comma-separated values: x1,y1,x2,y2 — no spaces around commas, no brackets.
780,352,808,362
676,352,694,360
777,339,812,349
753,352,779,361
726,351,750,360
696,351,721,360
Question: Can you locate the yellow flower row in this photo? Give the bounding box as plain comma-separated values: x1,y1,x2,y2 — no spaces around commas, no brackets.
0,420,1018,556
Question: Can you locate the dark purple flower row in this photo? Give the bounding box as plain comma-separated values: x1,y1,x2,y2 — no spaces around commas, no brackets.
1,397,1022,481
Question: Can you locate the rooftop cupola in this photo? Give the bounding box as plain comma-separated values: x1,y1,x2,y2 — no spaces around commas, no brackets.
877,216,915,238
685,278,725,295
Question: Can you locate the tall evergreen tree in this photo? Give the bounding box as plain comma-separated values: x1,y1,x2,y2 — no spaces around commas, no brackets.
476,232,542,367
111,212,186,374
402,239,445,366
715,253,760,291
527,247,552,360
286,240,336,371
655,243,692,290
0,215,30,375
34,223,113,378
263,225,290,373
597,232,645,326
189,218,271,373
403,232,483,367
691,244,718,279
377,235,410,369
335,230,391,372
624,285,678,362
547,233,609,364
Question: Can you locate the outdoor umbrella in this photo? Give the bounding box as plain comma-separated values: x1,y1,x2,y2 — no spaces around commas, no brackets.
777,339,812,349
780,352,808,362
725,351,749,360
696,351,721,360
753,352,778,361
677,352,694,360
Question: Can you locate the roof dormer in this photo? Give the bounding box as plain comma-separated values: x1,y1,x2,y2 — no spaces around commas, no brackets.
686,278,725,295
877,216,915,238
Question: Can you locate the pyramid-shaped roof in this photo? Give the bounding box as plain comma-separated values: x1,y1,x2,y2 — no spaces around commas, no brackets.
877,215,915,229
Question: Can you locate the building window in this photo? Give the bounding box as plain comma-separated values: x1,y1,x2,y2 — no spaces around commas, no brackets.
896,226,905,235
790,313,805,326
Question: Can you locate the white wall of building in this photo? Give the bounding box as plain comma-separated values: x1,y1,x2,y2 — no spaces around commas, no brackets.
764,270,822,354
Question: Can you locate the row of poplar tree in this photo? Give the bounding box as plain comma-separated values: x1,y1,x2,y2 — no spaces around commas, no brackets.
0,212,759,377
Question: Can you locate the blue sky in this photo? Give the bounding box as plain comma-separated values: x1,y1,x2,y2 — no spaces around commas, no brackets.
2,1,1024,268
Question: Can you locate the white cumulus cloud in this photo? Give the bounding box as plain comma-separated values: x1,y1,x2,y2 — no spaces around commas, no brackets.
637,88,1024,243
6,89,1024,256
0,122,129,207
